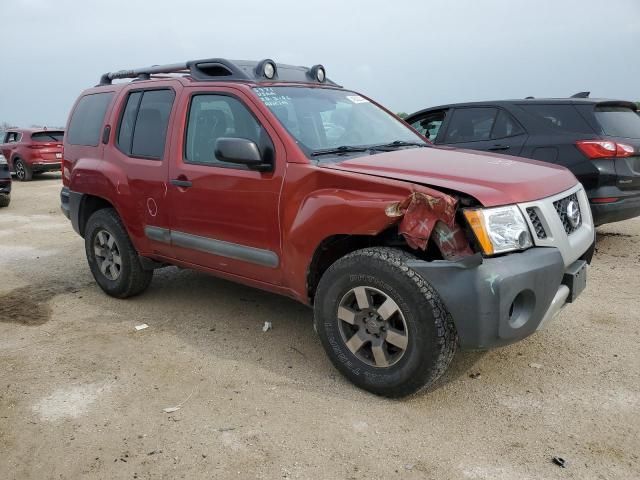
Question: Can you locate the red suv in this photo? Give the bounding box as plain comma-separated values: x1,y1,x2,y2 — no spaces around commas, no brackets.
0,128,64,181
61,58,595,397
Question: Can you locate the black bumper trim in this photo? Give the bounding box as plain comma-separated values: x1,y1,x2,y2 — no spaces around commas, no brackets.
60,187,83,235
590,195,640,226
408,248,567,350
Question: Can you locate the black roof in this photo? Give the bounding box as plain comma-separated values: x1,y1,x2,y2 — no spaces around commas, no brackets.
408,95,637,119
98,58,339,87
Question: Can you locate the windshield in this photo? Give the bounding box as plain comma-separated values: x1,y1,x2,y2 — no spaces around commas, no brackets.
594,106,640,139
253,86,425,158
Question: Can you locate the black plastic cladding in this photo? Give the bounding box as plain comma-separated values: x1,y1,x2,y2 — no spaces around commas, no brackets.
99,58,339,87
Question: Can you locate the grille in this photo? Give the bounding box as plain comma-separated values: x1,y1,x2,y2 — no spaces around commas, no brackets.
526,207,547,239
553,193,581,235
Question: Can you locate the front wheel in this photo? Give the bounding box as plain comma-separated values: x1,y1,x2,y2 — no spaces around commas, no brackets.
314,247,457,397
0,193,10,208
85,208,153,298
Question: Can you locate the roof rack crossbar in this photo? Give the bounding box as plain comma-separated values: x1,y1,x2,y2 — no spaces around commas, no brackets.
99,62,189,85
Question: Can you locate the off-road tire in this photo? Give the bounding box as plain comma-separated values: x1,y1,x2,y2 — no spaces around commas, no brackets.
85,208,153,298
314,247,457,397
14,158,32,181
0,193,10,208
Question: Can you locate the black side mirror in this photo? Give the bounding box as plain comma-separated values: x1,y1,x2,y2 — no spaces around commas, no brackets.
215,137,271,171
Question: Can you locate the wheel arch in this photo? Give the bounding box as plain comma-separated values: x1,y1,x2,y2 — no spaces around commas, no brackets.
76,194,116,237
306,227,446,304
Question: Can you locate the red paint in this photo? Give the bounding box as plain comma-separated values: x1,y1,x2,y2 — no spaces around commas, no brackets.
63,78,580,304
0,128,64,174
326,146,578,206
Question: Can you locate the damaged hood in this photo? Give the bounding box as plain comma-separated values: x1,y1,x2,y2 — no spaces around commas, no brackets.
323,146,578,206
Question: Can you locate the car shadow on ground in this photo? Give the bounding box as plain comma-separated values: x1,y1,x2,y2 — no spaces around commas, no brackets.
104,265,487,400
15,172,62,182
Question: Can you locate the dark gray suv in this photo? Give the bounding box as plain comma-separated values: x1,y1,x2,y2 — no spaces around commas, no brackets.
406,95,640,226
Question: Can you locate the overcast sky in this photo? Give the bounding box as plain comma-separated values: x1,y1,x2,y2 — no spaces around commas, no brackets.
1,0,638,127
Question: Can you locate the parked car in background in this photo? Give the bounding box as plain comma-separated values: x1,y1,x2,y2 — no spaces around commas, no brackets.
0,152,11,207
406,95,640,225
0,128,64,181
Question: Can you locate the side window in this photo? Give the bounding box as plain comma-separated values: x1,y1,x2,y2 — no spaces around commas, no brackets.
117,91,142,151
445,108,497,143
67,92,114,146
5,132,18,143
411,111,446,142
116,89,175,159
185,94,272,168
491,110,524,139
518,104,593,133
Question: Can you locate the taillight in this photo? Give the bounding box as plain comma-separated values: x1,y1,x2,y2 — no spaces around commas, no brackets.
576,140,635,159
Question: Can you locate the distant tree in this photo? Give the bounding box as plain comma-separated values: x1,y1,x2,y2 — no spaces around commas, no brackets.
396,112,409,119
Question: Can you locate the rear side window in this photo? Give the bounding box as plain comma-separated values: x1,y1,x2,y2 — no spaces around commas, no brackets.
491,110,524,139
67,92,114,146
117,89,175,159
411,111,446,142
518,104,593,133
594,106,640,139
4,132,19,143
31,131,64,142
445,108,497,143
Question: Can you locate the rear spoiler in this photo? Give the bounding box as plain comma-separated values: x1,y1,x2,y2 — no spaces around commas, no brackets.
594,100,638,111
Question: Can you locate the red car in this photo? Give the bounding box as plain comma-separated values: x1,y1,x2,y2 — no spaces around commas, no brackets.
0,128,64,181
61,58,595,397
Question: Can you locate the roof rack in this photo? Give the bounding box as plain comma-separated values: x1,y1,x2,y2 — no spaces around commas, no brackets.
98,58,339,87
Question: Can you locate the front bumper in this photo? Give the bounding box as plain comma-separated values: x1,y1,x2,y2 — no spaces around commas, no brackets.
408,248,586,350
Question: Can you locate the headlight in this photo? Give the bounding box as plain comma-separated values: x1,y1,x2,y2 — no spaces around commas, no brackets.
0,154,6,165
463,205,532,255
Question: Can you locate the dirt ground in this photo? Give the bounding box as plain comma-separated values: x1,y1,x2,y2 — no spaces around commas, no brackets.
0,174,638,480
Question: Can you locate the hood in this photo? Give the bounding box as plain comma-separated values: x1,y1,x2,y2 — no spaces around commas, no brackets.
323,146,578,207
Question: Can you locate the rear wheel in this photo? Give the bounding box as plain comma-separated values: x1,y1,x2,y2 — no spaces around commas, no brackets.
85,208,153,298
314,247,457,397
0,193,10,208
14,158,32,181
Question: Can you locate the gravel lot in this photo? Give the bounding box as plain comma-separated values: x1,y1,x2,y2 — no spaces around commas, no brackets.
1,175,638,479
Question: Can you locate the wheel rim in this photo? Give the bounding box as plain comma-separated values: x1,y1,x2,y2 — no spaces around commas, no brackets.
15,161,25,180
93,229,122,281
337,286,409,368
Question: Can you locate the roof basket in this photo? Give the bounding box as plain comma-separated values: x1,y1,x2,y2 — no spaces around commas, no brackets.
98,58,339,87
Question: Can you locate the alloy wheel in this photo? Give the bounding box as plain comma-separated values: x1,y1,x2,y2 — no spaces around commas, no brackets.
93,229,122,281
337,286,409,368
15,161,25,180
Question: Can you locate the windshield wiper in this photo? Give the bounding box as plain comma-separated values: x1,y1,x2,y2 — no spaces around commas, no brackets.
369,140,428,150
310,145,371,157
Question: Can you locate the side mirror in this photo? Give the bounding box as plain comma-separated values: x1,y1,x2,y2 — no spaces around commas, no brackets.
214,137,270,170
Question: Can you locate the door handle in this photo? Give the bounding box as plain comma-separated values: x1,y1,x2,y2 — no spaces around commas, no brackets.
170,178,193,188
488,144,510,151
